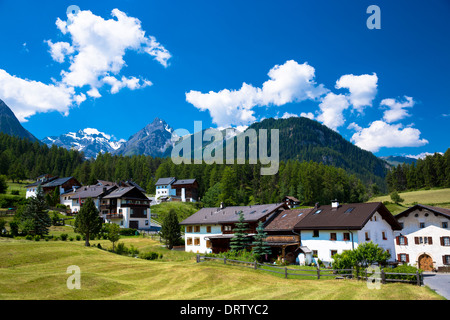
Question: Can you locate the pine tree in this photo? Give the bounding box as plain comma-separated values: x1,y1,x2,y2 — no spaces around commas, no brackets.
230,212,250,252
74,197,102,247
21,185,52,236
251,221,271,261
160,209,181,250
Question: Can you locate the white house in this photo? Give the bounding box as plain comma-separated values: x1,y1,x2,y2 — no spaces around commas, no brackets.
101,186,152,230
294,201,402,266
394,204,450,271
155,177,176,201
180,203,287,254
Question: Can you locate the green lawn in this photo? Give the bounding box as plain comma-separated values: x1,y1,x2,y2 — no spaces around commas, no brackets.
150,201,200,224
369,188,450,215
0,237,443,300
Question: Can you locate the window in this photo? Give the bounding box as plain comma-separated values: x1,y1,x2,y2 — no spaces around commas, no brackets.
186,238,192,245
312,250,318,257
313,230,319,238
397,236,408,245
313,209,322,215
206,226,211,233
330,233,337,241
365,232,370,241
194,238,200,246
343,233,350,241
443,255,450,265
330,250,338,257
443,222,448,229
382,231,387,240
398,253,409,263
206,240,212,248
223,225,232,232
194,226,200,232
145,220,149,226
419,222,425,228
399,222,404,229
186,226,192,233
441,237,450,246
344,207,354,213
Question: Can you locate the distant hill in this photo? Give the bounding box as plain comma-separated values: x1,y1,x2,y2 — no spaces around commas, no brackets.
245,117,390,190
380,155,417,167
0,99,38,142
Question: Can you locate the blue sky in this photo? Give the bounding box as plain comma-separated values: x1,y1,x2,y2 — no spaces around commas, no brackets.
0,0,448,157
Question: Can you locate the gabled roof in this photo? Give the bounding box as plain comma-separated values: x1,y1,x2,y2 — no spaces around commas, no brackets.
102,186,149,200
42,177,79,188
155,177,176,186
173,179,197,186
294,202,402,231
25,176,58,187
264,208,312,231
69,185,116,199
180,203,287,226
284,196,300,202
395,204,450,220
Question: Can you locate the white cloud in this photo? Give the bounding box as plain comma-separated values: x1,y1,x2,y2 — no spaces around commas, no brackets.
186,60,327,128
347,122,362,131
0,69,84,122
335,73,378,113
53,8,170,92
300,112,315,120
316,92,350,131
45,40,74,63
381,96,415,123
281,112,299,119
102,75,152,94
350,120,428,152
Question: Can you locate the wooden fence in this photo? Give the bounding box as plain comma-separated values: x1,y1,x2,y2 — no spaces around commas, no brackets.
196,255,423,286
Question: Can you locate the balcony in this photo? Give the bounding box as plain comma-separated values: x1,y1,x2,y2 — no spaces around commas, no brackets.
106,214,123,220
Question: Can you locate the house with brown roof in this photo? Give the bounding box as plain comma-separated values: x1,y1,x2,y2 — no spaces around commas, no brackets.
180,202,288,254
292,200,402,266
394,204,450,272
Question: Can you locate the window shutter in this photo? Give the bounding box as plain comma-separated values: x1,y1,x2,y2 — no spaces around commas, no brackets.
406,254,409,263
414,237,419,245
441,237,445,246
404,236,408,246
396,236,400,245
397,254,401,261
443,256,447,265
428,237,433,245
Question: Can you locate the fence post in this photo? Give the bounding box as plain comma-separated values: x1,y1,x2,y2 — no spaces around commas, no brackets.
196,254,200,263
224,257,227,265
254,261,257,270
317,266,320,280
416,271,421,286
381,269,385,284
285,267,288,279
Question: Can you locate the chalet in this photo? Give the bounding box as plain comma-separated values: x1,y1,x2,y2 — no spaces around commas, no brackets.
25,175,81,199
264,208,311,263
293,201,402,266
180,202,287,254
155,177,176,201
394,204,450,272
101,186,152,230
283,196,301,209
69,184,117,213
172,179,199,202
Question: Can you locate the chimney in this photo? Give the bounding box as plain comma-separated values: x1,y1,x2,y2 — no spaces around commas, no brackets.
331,199,339,209
315,202,320,208
220,202,225,209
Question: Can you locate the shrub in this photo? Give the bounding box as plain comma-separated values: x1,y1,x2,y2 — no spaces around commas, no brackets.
384,265,422,281
56,203,68,209
25,234,33,240
96,243,102,249
76,235,81,241
60,233,69,241
34,235,41,241
115,242,128,255
128,245,140,256
69,237,74,241
10,190,19,195
139,251,161,260
119,228,138,236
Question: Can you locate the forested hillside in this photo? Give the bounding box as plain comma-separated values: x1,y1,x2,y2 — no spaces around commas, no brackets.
386,149,450,192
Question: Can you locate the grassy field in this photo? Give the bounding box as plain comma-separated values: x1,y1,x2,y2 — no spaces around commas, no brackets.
150,201,200,224
0,237,443,300
369,188,450,215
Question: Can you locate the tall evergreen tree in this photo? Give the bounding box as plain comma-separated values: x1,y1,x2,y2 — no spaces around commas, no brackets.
160,209,181,250
230,212,250,252
21,185,51,236
74,197,102,247
251,221,271,261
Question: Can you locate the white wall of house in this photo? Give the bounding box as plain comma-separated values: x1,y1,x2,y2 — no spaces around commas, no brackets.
104,200,151,230
300,211,397,264
395,208,450,269
184,225,222,254
60,194,73,209
155,184,176,199
26,188,37,199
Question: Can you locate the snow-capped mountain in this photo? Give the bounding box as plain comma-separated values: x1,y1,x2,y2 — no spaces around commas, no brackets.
42,128,125,158
114,117,175,157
